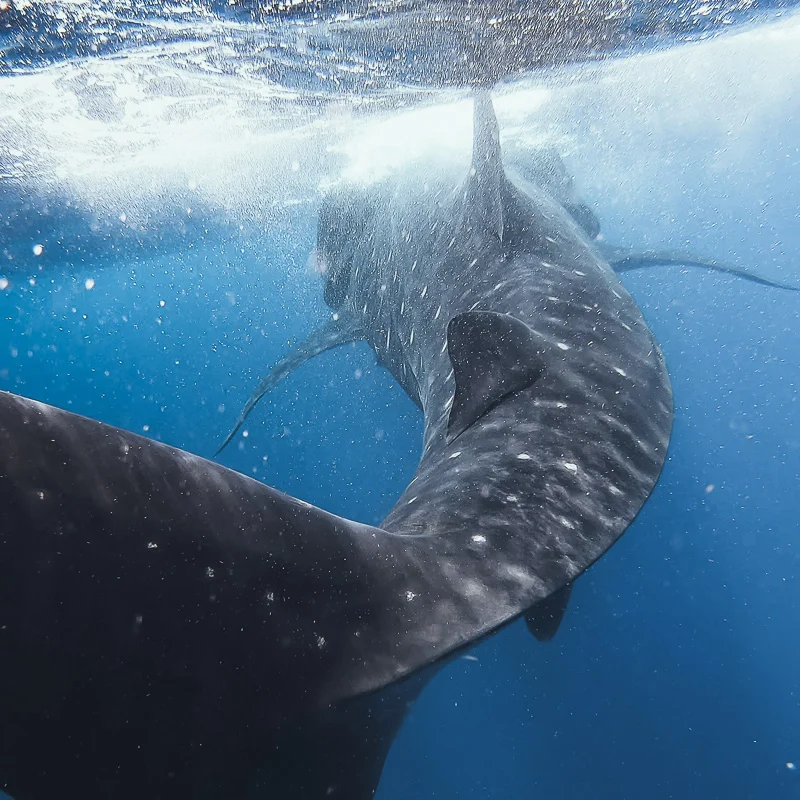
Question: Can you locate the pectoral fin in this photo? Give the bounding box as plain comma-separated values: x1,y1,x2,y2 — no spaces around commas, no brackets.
216,313,365,455
598,242,799,291
446,311,545,442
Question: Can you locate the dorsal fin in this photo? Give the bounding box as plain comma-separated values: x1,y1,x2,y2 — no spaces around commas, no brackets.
462,89,506,242
446,311,545,442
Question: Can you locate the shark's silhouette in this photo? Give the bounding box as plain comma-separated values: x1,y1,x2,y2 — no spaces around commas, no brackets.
0,92,674,799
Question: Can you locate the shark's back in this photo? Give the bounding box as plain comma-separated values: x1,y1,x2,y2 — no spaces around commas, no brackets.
314,92,673,689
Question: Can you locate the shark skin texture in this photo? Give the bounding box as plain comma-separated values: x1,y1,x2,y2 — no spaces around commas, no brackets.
0,92,672,799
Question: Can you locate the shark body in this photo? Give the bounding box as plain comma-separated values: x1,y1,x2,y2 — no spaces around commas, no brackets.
0,93,672,799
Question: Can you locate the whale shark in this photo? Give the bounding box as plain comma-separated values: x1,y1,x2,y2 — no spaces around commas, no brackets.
0,91,672,799
217,143,796,455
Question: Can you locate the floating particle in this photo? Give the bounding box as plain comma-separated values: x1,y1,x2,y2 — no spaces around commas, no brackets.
32,244,43,256
84,278,95,290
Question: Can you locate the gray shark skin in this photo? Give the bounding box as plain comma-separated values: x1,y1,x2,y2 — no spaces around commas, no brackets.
0,92,671,800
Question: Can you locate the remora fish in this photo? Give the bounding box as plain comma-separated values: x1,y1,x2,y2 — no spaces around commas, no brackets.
0,92,672,800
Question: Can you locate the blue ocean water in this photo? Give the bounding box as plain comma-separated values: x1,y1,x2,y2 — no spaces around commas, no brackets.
2,2,800,799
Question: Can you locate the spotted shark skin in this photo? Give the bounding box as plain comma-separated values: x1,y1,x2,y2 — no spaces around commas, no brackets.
0,92,671,800
313,89,672,607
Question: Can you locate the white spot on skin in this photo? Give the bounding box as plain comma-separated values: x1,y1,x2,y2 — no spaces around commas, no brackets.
562,462,578,473
421,286,428,298
205,567,215,578
557,342,570,351
516,453,531,460
441,340,448,354
493,282,505,291
573,270,586,277
613,366,628,377
541,261,554,268
407,496,418,505
471,534,486,544
506,494,518,502
621,322,632,332
400,301,405,315
449,451,462,459
386,330,391,348
609,484,622,496
469,258,478,268
147,542,158,549
556,402,567,409
434,306,442,320
547,295,559,302
405,590,417,601
409,328,414,346
316,635,326,649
